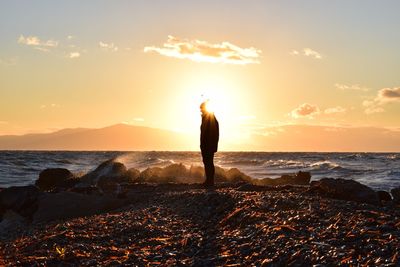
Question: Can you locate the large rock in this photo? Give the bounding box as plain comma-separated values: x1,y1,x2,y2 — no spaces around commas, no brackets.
255,171,311,186
391,187,400,204
79,159,128,186
310,178,379,205
36,168,76,191
188,166,204,181
76,159,138,195
216,168,253,183
138,164,189,183
0,185,40,218
33,191,124,223
126,168,140,182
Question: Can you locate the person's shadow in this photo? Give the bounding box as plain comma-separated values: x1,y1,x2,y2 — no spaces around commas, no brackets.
167,187,235,266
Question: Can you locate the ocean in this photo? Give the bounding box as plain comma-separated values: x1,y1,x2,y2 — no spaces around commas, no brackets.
0,151,399,191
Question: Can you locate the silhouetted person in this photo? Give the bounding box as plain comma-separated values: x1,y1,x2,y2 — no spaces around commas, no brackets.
200,101,219,187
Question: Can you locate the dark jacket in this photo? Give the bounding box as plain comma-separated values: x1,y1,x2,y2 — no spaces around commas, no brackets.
200,113,219,153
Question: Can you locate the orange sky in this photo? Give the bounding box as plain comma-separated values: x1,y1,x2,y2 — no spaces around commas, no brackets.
1,1,400,151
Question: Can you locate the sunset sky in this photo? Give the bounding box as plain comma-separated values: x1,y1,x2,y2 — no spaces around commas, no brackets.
1,1,400,151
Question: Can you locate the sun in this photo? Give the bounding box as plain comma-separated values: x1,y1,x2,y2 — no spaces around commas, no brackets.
177,80,232,127
200,87,231,118
204,100,215,113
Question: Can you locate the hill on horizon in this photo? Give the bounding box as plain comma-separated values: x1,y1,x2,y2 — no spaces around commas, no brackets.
0,124,195,151
1,123,400,152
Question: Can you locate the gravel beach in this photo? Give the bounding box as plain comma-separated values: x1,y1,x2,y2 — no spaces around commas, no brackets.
1,183,399,266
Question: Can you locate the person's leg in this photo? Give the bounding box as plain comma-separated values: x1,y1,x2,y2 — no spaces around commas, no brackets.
208,152,215,185
201,150,207,179
202,151,215,186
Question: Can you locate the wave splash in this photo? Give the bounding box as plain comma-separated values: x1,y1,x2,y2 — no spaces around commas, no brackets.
134,163,252,184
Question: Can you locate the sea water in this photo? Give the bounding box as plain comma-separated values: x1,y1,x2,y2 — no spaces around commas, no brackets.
0,151,399,191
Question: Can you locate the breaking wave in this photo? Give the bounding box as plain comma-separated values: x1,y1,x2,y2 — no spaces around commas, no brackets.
309,161,340,170
136,163,252,184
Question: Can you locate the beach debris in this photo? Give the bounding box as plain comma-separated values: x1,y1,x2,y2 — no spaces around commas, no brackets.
236,183,268,192
1,183,399,266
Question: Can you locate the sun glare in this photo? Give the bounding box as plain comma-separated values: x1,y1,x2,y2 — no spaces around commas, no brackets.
204,100,215,113
199,86,231,120
172,74,252,147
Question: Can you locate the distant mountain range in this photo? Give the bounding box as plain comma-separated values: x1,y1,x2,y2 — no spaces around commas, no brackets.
0,124,195,151
0,123,399,151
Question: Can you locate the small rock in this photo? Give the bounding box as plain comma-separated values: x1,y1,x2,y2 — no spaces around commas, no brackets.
377,191,392,202
390,187,400,204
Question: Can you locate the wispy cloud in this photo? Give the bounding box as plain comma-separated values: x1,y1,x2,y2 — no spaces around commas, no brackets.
40,104,61,109
291,48,322,59
0,57,17,66
99,41,118,51
363,87,400,114
363,102,384,114
290,103,320,118
68,52,80,59
144,35,261,65
303,48,322,59
324,106,347,114
335,83,369,91
18,35,58,52
18,34,88,59
18,35,40,46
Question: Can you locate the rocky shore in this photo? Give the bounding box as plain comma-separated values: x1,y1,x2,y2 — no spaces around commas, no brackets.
1,159,400,266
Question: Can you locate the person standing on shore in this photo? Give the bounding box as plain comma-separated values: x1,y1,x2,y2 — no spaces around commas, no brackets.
200,101,219,187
